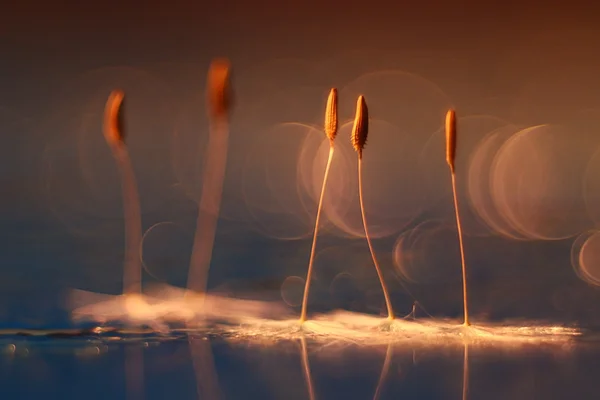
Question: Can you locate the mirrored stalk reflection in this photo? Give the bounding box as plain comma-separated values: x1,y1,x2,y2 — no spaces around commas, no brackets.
372,343,393,400
462,343,470,400
190,336,222,400
300,336,316,400
125,345,144,400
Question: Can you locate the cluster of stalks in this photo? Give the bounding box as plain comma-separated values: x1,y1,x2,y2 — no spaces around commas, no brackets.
299,92,396,323
103,61,232,400
299,94,469,326
102,60,469,327
102,59,232,305
101,60,470,400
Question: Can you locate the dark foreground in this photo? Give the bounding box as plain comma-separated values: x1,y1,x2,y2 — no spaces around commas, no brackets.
0,331,597,400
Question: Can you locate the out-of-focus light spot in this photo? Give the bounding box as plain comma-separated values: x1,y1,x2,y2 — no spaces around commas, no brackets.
75,346,101,358
467,125,526,240
582,144,600,226
419,115,513,236
571,230,600,287
280,276,305,307
241,122,319,240
339,69,453,141
320,120,422,239
488,124,591,240
141,221,193,286
393,220,460,285
5,343,16,355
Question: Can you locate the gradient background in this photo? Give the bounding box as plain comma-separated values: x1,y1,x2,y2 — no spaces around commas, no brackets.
3,0,600,329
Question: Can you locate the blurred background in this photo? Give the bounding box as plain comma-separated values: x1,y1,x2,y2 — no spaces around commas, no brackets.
3,0,600,329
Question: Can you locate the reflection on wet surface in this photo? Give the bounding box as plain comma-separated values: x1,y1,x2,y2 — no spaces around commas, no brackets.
0,330,597,400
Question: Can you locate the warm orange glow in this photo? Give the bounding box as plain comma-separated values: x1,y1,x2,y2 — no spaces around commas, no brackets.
207,58,232,120
324,88,338,144
103,89,125,147
446,109,469,326
351,95,368,158
445,109,456,173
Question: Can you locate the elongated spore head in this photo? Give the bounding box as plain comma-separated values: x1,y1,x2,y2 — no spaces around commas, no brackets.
445,109,457,172
103,89,125,146
207,58,233,120
325,88,338,143
351,95,369,158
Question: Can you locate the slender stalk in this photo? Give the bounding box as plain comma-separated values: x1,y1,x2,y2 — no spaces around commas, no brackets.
299,88,337,322
187,119,229,296
300,336,316,400
190,336,222,400
114,146,143,295
124,345,144,400
103,90,142,295
451,171,469,326
373,344,393,400
462,343,469,400
358,157,394,320
446,109,469,326
300,145,334,323
187,59,232,300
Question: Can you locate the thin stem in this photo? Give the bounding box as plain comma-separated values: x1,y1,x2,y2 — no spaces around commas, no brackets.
373,344,393,400
462,343,469,400
114,145,142,295
189,336,221,400
451,171,469,326
124,345,144,400
300,145,334,323
300,336,316,400
358,157,394,320
187,120,229,297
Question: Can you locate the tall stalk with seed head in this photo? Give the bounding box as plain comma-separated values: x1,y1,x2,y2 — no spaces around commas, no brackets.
104,95,145,398
446,109,469,326
352,95,394,320
300,88,338,323
187,59,233,298
103,90,143,295
185,60,231,399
